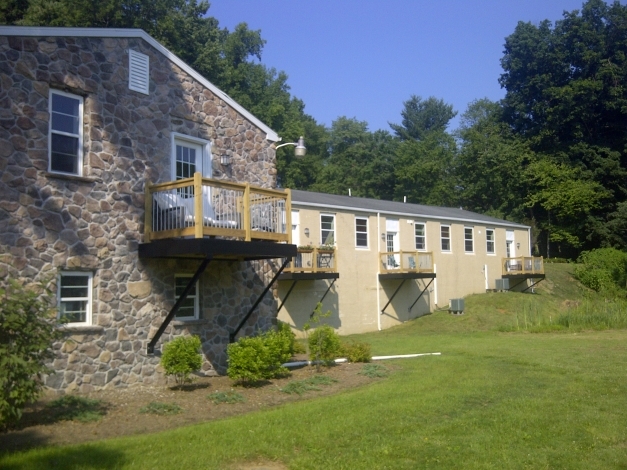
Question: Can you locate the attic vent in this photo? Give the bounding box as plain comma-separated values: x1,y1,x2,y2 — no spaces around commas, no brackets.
128,49,149,95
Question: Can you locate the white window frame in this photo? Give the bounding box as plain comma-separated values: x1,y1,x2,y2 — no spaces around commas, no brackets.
464,226,474,253
486,228,496,254
440,224,451,252
49,90,83,176
355,216,368,248
174,275,199,320
58,271,93,326
320,213,336,246
415,222,426,251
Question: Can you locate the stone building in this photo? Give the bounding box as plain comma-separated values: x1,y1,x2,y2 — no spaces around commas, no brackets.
0,26,296,392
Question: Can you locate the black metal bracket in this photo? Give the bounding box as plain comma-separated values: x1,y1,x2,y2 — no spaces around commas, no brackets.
310,278,337,318
147,255,213,355
522,277,545,293
230,257,291,343
408,277,434,312
277,280,298,313
380,279,408,315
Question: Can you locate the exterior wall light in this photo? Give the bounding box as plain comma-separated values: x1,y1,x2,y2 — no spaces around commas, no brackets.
304,228,310,237
276,136,306,158
220,153,231,166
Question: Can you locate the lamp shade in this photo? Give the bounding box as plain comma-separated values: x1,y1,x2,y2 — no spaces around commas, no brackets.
294,136,306,157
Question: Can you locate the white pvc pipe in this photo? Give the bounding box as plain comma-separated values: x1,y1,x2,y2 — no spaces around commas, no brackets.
372,353,441,360
282,353,441,368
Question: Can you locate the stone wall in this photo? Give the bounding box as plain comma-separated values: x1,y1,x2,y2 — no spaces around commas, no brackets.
0,32,281,391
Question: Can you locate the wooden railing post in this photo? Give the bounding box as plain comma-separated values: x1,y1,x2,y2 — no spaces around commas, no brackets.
244,183,251,241
194,172,203,239
144,181,153,242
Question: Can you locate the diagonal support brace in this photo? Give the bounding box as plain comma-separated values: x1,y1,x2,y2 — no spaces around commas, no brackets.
230,258,291,343
147,255,213,355
381,279,407,315
522,277,545,293
310,278,337,318
408,277,434,312
278,280,298,313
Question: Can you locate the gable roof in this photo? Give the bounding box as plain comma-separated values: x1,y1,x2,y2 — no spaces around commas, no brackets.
0,26,280,142
291,190,529,229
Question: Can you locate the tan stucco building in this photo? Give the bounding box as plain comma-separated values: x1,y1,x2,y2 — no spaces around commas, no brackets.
278,190,540,336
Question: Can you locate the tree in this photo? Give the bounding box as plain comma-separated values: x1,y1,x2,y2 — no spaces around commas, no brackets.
389,95,457,141
455,99,531,220
499,0,627,254
0,279,61,429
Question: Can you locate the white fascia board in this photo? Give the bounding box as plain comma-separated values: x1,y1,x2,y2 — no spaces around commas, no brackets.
0,26,280,142
292,201,531,230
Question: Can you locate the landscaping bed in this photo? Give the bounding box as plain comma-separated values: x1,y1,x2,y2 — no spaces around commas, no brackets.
0,361,379,452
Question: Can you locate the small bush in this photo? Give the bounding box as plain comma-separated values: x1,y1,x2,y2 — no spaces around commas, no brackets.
359,363,390,378
573,248,627,295
308,325,341,366
340,340,371,362
160,336,203,387
227,329,292,385
0,279,61,429
47,395,107,423
139,402,182,415
280,375,338,395
208,390,245,404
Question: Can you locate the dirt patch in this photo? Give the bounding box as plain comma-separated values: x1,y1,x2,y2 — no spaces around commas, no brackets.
0,361,378,453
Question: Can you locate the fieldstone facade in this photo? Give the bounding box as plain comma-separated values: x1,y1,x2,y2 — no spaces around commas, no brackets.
0,28,283,391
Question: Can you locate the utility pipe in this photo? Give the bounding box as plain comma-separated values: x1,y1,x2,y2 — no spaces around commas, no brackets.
281,352,441,368
376,212,382,331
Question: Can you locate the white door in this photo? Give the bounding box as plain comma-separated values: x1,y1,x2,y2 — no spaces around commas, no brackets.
506,230,516,271
291,210,300,246
385,219,400,269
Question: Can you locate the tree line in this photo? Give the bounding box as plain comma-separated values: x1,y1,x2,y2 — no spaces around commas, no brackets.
2,0,626,259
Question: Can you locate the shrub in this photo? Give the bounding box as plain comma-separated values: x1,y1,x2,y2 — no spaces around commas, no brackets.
340,340,371,362
359,363,390,378
308,325,341,366
280,375,338,395
139,402,182,415
47,395,107,422
227,329,292,385
573,248,627,295
0,279,61,430
160,335,203,387
208,390,245,404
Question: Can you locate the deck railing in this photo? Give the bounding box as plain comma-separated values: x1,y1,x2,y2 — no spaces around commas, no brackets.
502,256,544,276
284,247,337,273
144,172,291,243
379,251,434,273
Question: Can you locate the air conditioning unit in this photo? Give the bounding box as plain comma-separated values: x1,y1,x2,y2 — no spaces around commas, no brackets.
449,298,464,315
495,278,510,291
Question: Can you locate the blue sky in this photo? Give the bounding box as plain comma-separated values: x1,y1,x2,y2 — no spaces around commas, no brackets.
208,1,619,133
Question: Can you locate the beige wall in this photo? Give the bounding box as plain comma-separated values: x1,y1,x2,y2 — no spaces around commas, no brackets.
278,206,530,336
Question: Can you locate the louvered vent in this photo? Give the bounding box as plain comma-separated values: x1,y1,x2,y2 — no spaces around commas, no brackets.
128,49,149,95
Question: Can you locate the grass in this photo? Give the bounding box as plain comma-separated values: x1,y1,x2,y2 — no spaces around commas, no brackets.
138,402,182,416
2,264,627,469
46,395,107,423
207,390,245,404
280,375,338,395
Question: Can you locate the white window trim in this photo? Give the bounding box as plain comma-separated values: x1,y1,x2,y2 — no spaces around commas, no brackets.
58,271,93,326
171,133,213,181
415,222,427,251
464,226,475,254
174,275,200,320
486,228,496,255
320,213,336,246
355,216,368,249
49,89,84,176
441,224,451,253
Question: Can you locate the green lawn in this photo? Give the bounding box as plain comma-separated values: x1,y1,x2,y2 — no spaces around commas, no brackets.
2,264,627,469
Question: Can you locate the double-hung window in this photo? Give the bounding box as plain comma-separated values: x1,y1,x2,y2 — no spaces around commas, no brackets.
174,275,199,320
355,217,368,248
464,227,474,253
415,222,426,250
321,214,335,246
58,272,92,325
440,225,451,252
486,229,495,254
49,90,83,175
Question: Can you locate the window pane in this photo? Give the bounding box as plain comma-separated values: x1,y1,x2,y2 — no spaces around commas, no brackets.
175,277,197,319
60,300,87,323
415,223,425,250
321,215,335,245
465,228,473,252
51,112,79,134
355,218,367,247
52,93,79,116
